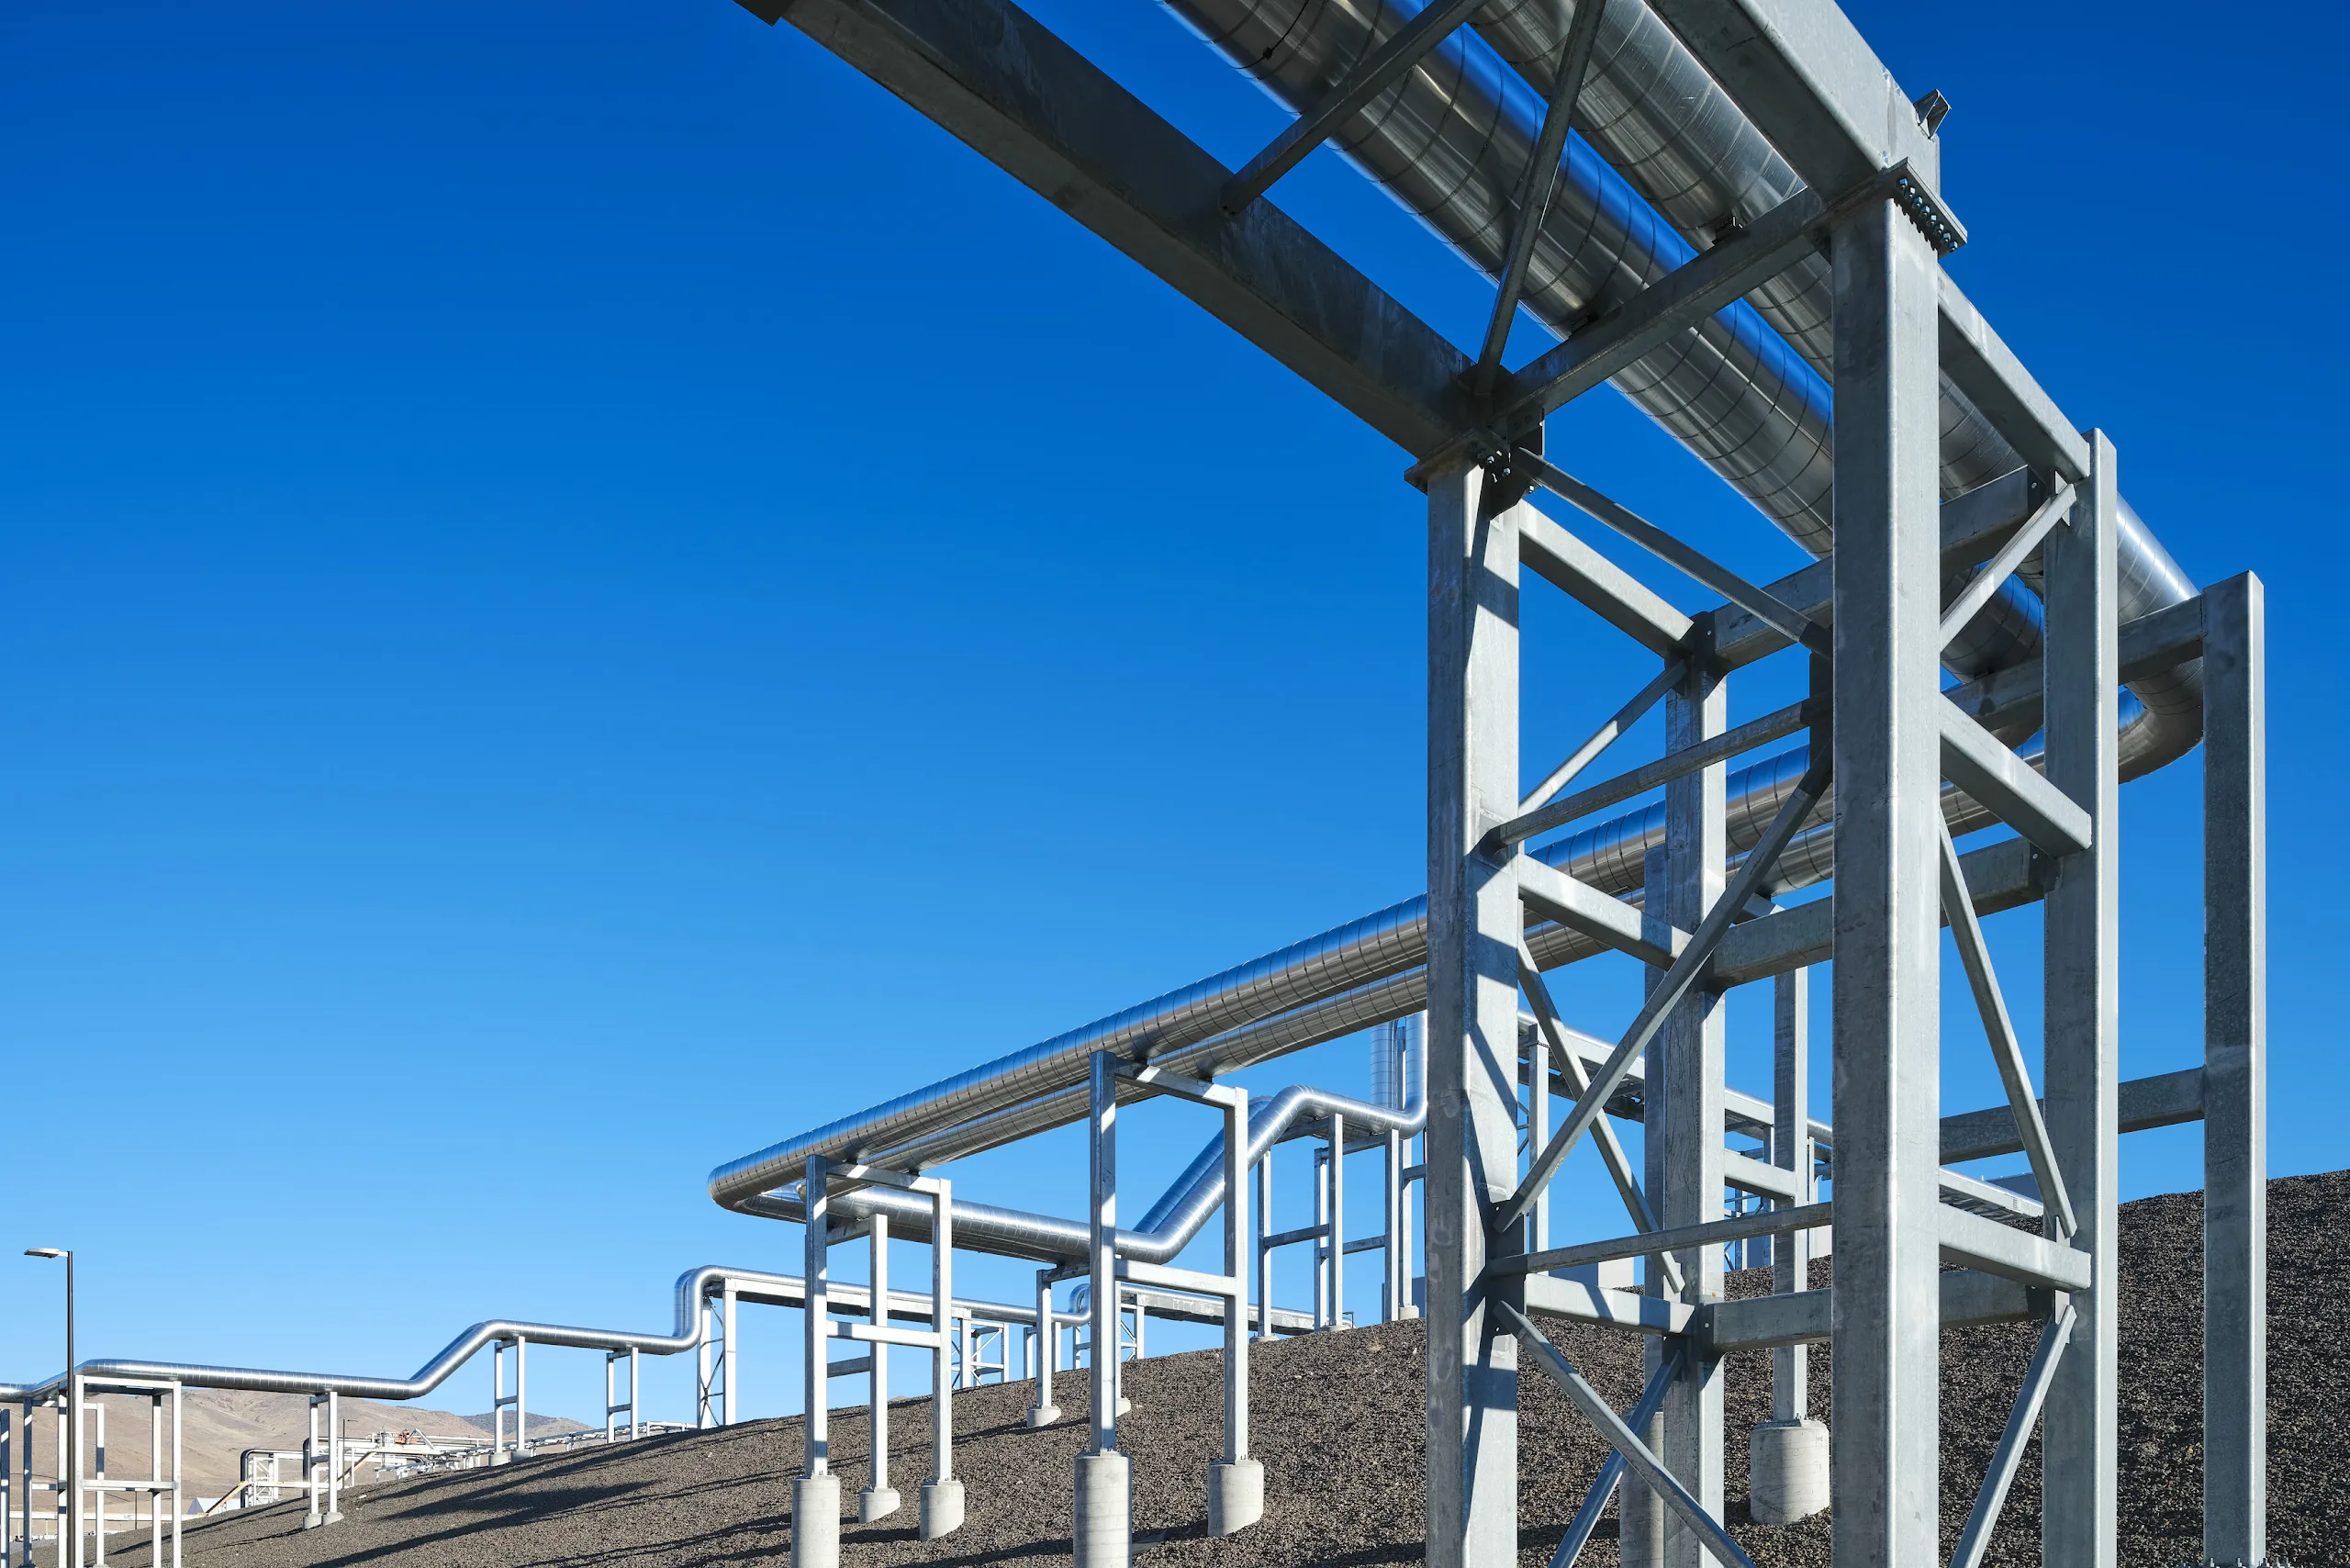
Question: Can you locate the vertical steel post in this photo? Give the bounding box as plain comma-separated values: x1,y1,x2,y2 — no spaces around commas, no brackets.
1423,455,1522,1568
1030,1271,1060,1427
2042,431,2119,1568
1527,1039,1549,1254
722,1284,739,1420
1223,1092,1250,1466
168,1388,180,1568
922,1180,963,1540
69,1377,83,1568
699,1294,717,1429
859,1213,895,1522
804,1159,831,1477
1772,967,1812,1420
795,1157,840,1568
1209,1084,1263,1535
1826,192,1944,1568
303,1396,321,1529
1384,1126,1405,1321
1312,1147,1330,1328
1090,1054,1119,1456
1625,845,1670,1568
1658,658,1726,1568
323,1390,342,1524
629,1348,640,1440
2202,570,2266,1565
1073,1049,1129,1567
1257,1154,1275,1338
147,1398,160,1563
1329,1112,1347,1328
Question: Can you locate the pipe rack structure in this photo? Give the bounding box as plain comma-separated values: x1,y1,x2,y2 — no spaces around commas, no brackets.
0,1263,1158,1568
716,1,2268,1566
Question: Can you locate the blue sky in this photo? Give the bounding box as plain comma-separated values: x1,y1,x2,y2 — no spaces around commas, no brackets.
4,0,2342,1427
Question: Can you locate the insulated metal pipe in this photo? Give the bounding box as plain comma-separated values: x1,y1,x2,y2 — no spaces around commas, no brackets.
0,1266,1069,1406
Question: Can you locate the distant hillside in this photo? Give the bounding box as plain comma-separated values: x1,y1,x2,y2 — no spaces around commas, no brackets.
16,1388,586,1501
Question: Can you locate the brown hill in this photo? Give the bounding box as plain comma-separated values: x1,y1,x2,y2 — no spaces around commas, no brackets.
62,1170,2349,1566
19,1390,587,1504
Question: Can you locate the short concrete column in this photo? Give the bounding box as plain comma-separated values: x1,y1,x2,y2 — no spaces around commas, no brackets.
920,1479,965,1540
1207,1457,1263,1536
1073,1450,1130,1568
791,1474,840,1568
1748,1417,1829,1524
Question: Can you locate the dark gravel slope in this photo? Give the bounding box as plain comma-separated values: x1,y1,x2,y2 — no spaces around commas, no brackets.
95,1170,2345,1568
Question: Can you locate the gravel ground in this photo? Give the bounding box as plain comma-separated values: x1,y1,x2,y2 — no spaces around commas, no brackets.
90,1170,2345,1568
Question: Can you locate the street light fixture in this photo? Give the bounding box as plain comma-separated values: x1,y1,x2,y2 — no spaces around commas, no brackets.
27,1249,73,1561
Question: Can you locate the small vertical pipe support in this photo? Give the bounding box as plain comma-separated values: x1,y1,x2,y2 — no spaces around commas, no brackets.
2203,570,2266,1564
922,1179,963,1540
1772,965,1813,1420
858,1213,896,1522
1208,1083,1262,1535
794,1157,840,1568
1328,1112,1346,1328
1073,1050,1129,1568
1255,1155,1274,1339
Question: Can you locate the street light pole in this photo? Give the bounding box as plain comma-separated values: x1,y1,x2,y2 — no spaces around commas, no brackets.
27,1249,73,1565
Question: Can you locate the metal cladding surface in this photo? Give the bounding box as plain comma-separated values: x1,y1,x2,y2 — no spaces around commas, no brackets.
0,1267,1057,1405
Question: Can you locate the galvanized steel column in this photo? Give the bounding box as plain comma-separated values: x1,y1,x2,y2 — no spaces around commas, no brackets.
1659,657,1726,1568
1626,843,1669,1568
2043,431,2120,1568
2203,570,2266,1565
1772,966,1812,1419
1826,194,1944,1568
1423,456,1522,1568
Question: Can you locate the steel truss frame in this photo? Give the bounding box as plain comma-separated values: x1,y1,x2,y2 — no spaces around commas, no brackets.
732,0,2267,1562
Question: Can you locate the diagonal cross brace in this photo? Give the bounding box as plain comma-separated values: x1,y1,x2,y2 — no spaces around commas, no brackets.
1516,938,1684,1298
1219,0,1489,215
1520,659,1684,816
1500,1304,1759,1568
1548,1341,1687,1568
1525,454,1830,657
1937,821,2076,1238
1939,479,2074,649
1494,753,1829,1238
1471,0,1614,395
1948,1301,2076,1568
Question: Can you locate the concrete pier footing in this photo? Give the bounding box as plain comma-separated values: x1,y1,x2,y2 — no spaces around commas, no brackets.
1207,1457,1264,1536
791,1473,841,1568
920,1478,966,1540
1749,1418,1830,1524
1072,1449,1130,1568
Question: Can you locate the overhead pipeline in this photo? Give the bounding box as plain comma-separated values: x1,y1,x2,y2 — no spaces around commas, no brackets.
0,1267,1064,1406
